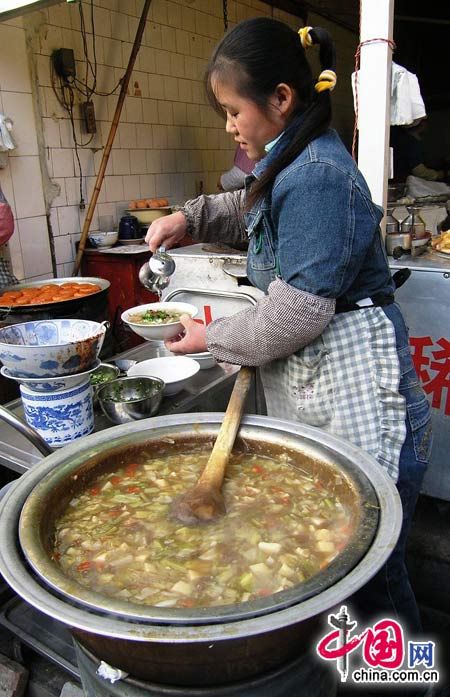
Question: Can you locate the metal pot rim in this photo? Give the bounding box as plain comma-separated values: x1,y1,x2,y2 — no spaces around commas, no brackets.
0,413,402,644
19,423,379,624
0,277,110,312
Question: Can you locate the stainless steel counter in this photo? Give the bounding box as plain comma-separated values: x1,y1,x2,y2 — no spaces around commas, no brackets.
0,341,257,475
389,249,450,500
389,248,450,272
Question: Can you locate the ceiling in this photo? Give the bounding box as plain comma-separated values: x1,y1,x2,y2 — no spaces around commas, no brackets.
0,0,66,21
272,0,450,32
267,0,450,110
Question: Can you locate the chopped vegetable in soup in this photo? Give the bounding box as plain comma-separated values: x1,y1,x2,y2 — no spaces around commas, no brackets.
128,309,184,325
90,371,114,386
52,451,354,608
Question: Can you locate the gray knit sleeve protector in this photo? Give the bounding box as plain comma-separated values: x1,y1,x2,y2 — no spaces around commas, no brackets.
220,166,247,192
206,277,336,366
182,190,247,247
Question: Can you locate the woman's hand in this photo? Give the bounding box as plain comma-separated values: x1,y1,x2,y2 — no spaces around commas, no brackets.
165,315,208,354
144,211,187,253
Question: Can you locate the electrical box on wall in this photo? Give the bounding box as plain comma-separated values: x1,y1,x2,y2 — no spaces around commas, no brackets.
81,101,97,133
52,48,76,81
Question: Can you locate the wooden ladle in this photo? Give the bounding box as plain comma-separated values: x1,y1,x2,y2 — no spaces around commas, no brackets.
171,366,253,525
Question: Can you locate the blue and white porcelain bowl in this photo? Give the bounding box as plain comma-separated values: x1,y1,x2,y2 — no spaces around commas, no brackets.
20,378,94,448
88,231,118,248
0,359,101,392
0,319,107,378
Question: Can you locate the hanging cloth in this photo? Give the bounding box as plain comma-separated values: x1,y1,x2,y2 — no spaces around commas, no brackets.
0,114,16,168
390,62,426,126
351,62,426,126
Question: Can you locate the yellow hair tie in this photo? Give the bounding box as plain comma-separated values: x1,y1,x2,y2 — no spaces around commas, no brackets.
298,26,313,49
315,69,337,93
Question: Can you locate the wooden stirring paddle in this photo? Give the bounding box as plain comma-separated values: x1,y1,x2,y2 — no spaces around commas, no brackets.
171,366,253,525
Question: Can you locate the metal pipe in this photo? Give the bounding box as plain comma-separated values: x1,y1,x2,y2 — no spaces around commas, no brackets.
0,404,53,457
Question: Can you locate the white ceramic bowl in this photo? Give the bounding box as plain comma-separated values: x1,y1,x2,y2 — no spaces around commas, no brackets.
88,231,118,248
186,351,217,370
0,319,107,378
121,302,198,342
20,378,94,448
1,359,101,392
127,356,200,396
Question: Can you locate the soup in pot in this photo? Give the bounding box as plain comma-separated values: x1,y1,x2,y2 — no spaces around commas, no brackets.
52,450,355,608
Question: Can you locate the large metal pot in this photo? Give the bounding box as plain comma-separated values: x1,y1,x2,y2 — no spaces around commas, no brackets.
0,414,401,685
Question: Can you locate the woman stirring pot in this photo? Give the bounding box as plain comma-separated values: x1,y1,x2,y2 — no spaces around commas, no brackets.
146,17,432,647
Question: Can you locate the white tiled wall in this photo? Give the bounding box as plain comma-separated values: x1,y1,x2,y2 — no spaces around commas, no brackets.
0,0,356,281
0,20,50,281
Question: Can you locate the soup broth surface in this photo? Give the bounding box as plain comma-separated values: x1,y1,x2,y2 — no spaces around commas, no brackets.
128,309,183,325
53,450,354,608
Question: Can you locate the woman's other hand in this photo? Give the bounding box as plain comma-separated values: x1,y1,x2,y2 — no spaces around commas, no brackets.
145,211,187,253
165,315,208,354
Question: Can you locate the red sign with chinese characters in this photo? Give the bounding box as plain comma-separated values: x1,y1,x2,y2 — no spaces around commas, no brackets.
410,337,450,416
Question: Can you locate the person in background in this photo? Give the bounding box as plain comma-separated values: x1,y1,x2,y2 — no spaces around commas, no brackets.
145,19,432,692
218,143,255,191
390,119,447,182
0,185,17,287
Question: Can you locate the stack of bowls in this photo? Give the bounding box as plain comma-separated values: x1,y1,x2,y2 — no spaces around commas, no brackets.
0,319,107,447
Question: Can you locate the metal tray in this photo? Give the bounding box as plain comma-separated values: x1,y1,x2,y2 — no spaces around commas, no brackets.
164,287,257,326
0,594,79,677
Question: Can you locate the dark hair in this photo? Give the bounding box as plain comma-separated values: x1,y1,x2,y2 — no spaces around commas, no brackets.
205,18,336,207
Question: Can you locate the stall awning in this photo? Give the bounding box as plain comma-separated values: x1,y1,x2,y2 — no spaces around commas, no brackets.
0,0,74,23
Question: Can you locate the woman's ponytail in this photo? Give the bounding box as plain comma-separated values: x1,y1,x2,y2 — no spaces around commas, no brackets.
304,27,337,91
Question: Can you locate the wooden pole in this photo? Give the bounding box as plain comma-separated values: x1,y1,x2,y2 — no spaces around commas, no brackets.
73,0,153,276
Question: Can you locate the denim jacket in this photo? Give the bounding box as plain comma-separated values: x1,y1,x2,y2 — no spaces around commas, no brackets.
244,121,395,304
244,122,431,478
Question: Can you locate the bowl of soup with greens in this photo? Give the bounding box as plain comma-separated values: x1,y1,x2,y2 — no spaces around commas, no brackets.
121,302,198,341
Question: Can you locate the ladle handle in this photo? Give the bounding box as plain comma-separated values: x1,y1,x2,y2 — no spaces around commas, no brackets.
0,404,53,456
197,366,253,490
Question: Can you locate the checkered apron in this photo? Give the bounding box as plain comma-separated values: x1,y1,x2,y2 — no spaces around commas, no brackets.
260,307,406,481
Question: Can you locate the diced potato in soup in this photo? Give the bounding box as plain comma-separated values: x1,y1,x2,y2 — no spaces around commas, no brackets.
52,450,355,608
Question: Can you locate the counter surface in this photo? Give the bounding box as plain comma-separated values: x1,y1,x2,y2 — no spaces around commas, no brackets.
389,248,450,272
0,342,242,475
